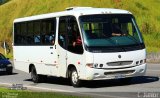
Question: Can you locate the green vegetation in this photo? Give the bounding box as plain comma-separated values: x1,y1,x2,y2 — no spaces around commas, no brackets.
0,0,160,53
0,87,84,98
0,87,24,92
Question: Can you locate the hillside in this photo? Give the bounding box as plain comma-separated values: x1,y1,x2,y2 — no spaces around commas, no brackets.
0,0,160,52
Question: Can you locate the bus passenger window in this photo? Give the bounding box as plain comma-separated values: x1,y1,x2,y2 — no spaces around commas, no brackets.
34,35,41,43
58,18,67,49
44,32,55,44
41,18,56,45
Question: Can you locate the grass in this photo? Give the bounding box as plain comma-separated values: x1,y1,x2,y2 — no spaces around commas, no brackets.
0,0,160,52
144,34,160,53
0,87,85,98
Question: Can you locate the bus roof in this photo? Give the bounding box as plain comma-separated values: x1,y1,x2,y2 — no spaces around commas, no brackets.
14,7,132,23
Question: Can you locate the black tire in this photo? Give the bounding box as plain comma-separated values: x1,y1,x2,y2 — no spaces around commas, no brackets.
7,70,13,75
70,68,81,87
31,66,41,83
6,67,13,75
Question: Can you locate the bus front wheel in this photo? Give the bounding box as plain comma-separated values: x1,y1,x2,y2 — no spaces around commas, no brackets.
70,68,81,87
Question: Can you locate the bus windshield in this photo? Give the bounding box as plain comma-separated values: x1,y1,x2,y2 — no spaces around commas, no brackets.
79,14,145,52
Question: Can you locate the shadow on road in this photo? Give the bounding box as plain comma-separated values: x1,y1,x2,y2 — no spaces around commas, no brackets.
24,77,71,86
0,72,18,76
24,76,159,88
82,76,159,88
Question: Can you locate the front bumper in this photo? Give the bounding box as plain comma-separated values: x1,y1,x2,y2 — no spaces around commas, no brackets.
6,66,13,72
82,63,147,80
0,66,13,74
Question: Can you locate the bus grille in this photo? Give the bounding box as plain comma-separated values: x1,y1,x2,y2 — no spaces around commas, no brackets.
107,61,133,66
104,70,135,75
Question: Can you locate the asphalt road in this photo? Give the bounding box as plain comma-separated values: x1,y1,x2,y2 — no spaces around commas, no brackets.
0,63,160,98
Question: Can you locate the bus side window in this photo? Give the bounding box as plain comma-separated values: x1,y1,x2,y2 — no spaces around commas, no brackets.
67,16,83,54
58,18,67,49
41,18,56,45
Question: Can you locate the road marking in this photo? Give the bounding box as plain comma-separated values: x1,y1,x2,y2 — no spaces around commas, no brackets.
0,82,73,92
0,82,11,86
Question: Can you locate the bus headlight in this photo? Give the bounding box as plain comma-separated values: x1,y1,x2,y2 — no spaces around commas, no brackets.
86,63,94,68
136,59,146,66
93,63,98,68
99,64,103,68
86,63,98,68
136,61,139,65
140,59,146,65
140,60,143,64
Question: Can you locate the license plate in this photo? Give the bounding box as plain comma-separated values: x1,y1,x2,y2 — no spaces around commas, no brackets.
114,74,125,79
0,68,6,71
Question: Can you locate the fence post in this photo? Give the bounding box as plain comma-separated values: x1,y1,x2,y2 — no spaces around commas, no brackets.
4,41,7,55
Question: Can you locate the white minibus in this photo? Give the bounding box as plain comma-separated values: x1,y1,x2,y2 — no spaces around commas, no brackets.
13,7,147,87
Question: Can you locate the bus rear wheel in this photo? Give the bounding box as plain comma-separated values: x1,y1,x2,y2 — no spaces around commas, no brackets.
70,68,81,87
31,66,41,83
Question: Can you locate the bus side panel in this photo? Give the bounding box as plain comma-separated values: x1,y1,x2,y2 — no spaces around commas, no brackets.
13,60,29,73
66,51,86,79
13,46,29,73
13,46,58,75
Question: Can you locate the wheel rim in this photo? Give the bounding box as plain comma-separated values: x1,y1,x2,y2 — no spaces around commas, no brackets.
71,71,78,85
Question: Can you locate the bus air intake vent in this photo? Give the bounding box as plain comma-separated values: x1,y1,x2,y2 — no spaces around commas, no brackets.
104,70,135,75
107,61,133,66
